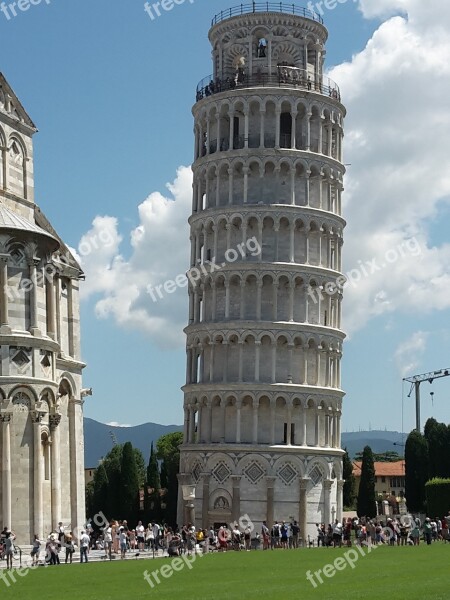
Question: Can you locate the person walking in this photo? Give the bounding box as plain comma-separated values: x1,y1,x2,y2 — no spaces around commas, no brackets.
64,533,75,564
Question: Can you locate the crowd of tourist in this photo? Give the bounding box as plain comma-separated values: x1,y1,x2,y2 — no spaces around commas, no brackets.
314,513,450,548
2,510,449,569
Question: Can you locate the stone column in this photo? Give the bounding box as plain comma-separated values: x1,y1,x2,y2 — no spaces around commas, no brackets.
231,476,241,524
67,279,75,357
209,341,215,383
205,401,212,443
69,399,85,538
270,401,276,445
266,476,276,526
323,479,333,526
271,341,277,383
228,168,234,205
299,478,309,544
275,109,281,148
0,256,11,333
183,406,189,441
301,407,307,446
337,480,344,521
45,264,56,340
28,259,41,335
286,405,292,445
238,341,244,383
222,342,228,383
291,112,297,150
201,473,211,529
54,276,61,347
50,413,62,530
254,341,261,383
315,408,320,446
1,413,12,529
32,411,45,539
236,399,242,443
252,400,258,444
188,407,196,443
242,166,250,204
259,110,265,148
197,404,203,443
220,401,226,443
290,167,296,205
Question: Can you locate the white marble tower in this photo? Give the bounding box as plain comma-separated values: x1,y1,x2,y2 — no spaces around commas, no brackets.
178,5,346,540
0,73,86,543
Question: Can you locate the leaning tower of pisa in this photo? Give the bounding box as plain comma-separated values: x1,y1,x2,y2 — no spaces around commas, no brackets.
178,5,346,540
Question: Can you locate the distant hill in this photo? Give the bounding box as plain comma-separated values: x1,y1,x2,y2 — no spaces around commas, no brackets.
84,418,182,467
341,430,405,458
83,420,405,466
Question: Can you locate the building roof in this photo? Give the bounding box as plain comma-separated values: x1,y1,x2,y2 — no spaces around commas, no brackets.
0,72,37,132
0,203,58,246
353,461,404,477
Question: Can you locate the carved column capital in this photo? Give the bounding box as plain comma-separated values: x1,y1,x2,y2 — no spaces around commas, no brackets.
49,414,62,429
0,413,12,423
31,411,45,424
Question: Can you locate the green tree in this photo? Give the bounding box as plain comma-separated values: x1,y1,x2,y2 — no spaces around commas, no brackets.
85,480,95,518
405,430,429,512
156,432,183,526
357,446,377,518
424,418,449,479
134,447,146,488
144,443,161,522
120,442,140,524
342,449,356,508
354,451,401,462
91,462,109,517
102,445,122,518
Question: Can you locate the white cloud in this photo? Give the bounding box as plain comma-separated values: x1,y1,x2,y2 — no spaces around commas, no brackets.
106,422,132,428
394,331,428,377
78,166,191,349
329,0,450,334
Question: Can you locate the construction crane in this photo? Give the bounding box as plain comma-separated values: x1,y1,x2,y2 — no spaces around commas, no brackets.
403,368,450,432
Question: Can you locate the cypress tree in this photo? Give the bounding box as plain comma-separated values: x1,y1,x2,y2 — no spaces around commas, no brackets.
157,432,183,526
145,443,161,522
405,430,429,512
357,446,377,518
120,442,140,523
92,462,109,517
342,448,356,508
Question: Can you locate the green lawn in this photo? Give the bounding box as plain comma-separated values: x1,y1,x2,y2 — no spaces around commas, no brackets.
2,544,448,599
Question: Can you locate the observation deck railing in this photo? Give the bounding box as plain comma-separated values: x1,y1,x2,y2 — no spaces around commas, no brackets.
211,3,324,26
196,66,341,103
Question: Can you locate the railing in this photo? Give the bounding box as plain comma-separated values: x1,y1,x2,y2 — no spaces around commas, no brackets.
211,3,324,26
196,66,341,103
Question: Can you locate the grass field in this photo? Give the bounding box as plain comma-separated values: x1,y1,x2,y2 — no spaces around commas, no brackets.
1,544,448,599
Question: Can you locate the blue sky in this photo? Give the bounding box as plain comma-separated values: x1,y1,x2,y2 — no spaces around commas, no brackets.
2,0,450,434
